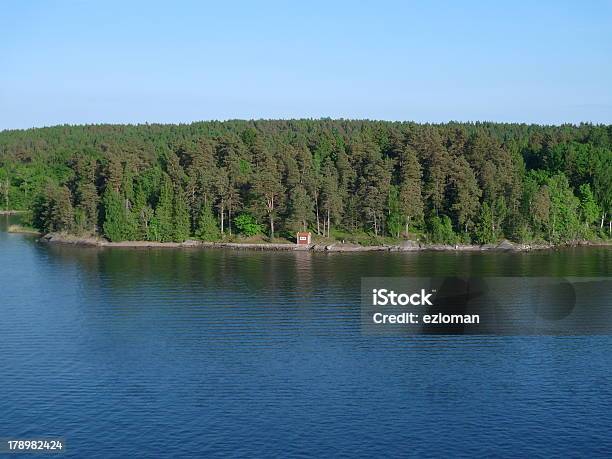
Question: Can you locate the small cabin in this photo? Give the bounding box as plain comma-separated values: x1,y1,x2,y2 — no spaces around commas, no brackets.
296,232,312,245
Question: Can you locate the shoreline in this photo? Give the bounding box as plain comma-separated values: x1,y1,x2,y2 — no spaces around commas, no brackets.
7,224,41,235
0,210,27,215
39,233,612,252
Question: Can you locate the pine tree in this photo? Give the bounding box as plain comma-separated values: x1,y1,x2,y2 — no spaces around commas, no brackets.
36,184,75,233
70,155,99,234
416,128,450,216
217,138,248,235
252,151,284,238
287,184,314,232
398,146,424,235
196,203,219,241
103,155,123,193
150,175,174,242
132,183,153,240
531,185,551,237
449,157,482,234
387,186,404,238
75,182,98,234
173,187,191,242
579,184,600,231
548,173,581,242
356,144,392,236
186,139,218,211
320,157,342,237
102,188,124,241
475,202,496,244
4,120,611,245
215,166,230,235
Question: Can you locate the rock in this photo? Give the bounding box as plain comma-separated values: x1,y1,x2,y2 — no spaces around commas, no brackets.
480,243,497,250
496,239,516,250
397,240,420,251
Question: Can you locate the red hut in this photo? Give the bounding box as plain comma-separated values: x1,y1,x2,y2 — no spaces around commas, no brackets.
296,232,312,245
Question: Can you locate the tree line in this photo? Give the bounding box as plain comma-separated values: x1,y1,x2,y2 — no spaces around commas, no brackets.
0,120,610,244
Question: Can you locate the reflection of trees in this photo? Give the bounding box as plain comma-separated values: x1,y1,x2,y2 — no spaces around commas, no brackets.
43,245,610,300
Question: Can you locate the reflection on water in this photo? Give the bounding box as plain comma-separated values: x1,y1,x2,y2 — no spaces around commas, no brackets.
1,215,611,457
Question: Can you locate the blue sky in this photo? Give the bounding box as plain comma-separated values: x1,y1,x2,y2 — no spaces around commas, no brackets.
1,0,611,129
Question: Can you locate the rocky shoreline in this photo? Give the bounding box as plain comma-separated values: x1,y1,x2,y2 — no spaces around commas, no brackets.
39,233,611,252
0,210,27,215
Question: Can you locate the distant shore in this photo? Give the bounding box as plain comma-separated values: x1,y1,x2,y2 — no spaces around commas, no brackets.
38,233,612,252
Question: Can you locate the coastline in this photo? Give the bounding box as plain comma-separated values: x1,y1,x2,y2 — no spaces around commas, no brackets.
39,233,612,252
7,224,41,235
0,210,27,215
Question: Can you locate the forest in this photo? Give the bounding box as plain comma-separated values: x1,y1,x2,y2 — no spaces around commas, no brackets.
0,120,610,245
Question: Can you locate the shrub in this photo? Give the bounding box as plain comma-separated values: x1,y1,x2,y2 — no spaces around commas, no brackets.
428,215,457,244
234,213,263,237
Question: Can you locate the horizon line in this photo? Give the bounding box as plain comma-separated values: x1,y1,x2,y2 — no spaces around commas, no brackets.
2,118,610,134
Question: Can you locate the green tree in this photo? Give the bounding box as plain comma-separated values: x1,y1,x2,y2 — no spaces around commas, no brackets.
387,186,404,238
132,183,153,240
150,175,174,242
252,151,284,238
578,183,600,232
287,184,314,232
173,187,191,242
320,157,343,237
196,203,219,241
449,157,481,234
428,215,456,244
531,184,551,238
548,173,581,242
3,119,610,245
32,184,74,233
398,146,424,235
475,202,497,244
416,129,450,215
102,188,137,241
70,155,99,234
102,188,125,241
356,143,392,236
234,213,263,237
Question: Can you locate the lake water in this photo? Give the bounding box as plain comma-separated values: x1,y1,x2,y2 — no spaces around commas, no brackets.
1,215,611,458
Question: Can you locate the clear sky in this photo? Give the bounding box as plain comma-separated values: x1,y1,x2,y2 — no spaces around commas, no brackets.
1,0,611,129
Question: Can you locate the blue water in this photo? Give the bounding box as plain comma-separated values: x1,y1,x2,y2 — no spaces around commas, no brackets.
1,216,611,458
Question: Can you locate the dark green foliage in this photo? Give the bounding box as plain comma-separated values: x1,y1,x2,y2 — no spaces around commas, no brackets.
320,156,343,237
398,146,424,233
149,175,174,242
548,174,581,243
32,184,74,233
251,148,283,238
449,156,481,233
70,155,99,234
387,186,404,238
287,184,314,232
102,188,137,242
1,120,610,243
173,188,191,242
195,203,219,241
475,202,498,244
